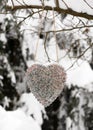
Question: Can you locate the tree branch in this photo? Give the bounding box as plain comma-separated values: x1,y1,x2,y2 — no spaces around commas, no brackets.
42,25,93,33
6,5,93,20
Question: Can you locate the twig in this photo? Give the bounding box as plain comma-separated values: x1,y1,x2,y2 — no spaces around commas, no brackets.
62,0,69,8
42,25,93,33
66,43,93,71
15,0,24,6
18,9,43,26
84,0,93,9
11,0,15,9
44,33,51,62
55,0,59,8
53,9,59,62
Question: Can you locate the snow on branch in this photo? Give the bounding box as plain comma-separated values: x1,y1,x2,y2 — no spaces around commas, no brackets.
6,0,93,20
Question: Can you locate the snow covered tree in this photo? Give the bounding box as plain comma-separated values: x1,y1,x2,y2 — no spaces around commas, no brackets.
0,0,93,130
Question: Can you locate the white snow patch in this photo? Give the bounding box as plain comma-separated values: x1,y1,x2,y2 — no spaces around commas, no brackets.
0,93,46,130
9,71,16,83
0,75,3,80
59,57,93,88
18,93,45,125
0,106,41,130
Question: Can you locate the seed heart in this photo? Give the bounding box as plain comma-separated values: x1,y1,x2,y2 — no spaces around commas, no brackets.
25,64,66,107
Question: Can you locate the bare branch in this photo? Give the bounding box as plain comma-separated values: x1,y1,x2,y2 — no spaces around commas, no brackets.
17,9,43,25
11,0,15,8
55,0,59,8
42,25,93,33
44,33,51,62
77,43,93,59
66,43,93,71
6,5,93,20
61,0,69,8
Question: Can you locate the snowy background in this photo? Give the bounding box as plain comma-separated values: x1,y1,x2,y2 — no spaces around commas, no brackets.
0,0,93,130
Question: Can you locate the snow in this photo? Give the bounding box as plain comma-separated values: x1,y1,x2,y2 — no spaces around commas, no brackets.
18,93,45,125
66,117,72,130
0,93,45,130
3,97,11,109
0,75,3,80
0,106,41,130
60,57,93,88
9,71,16,83
1,2,93,130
